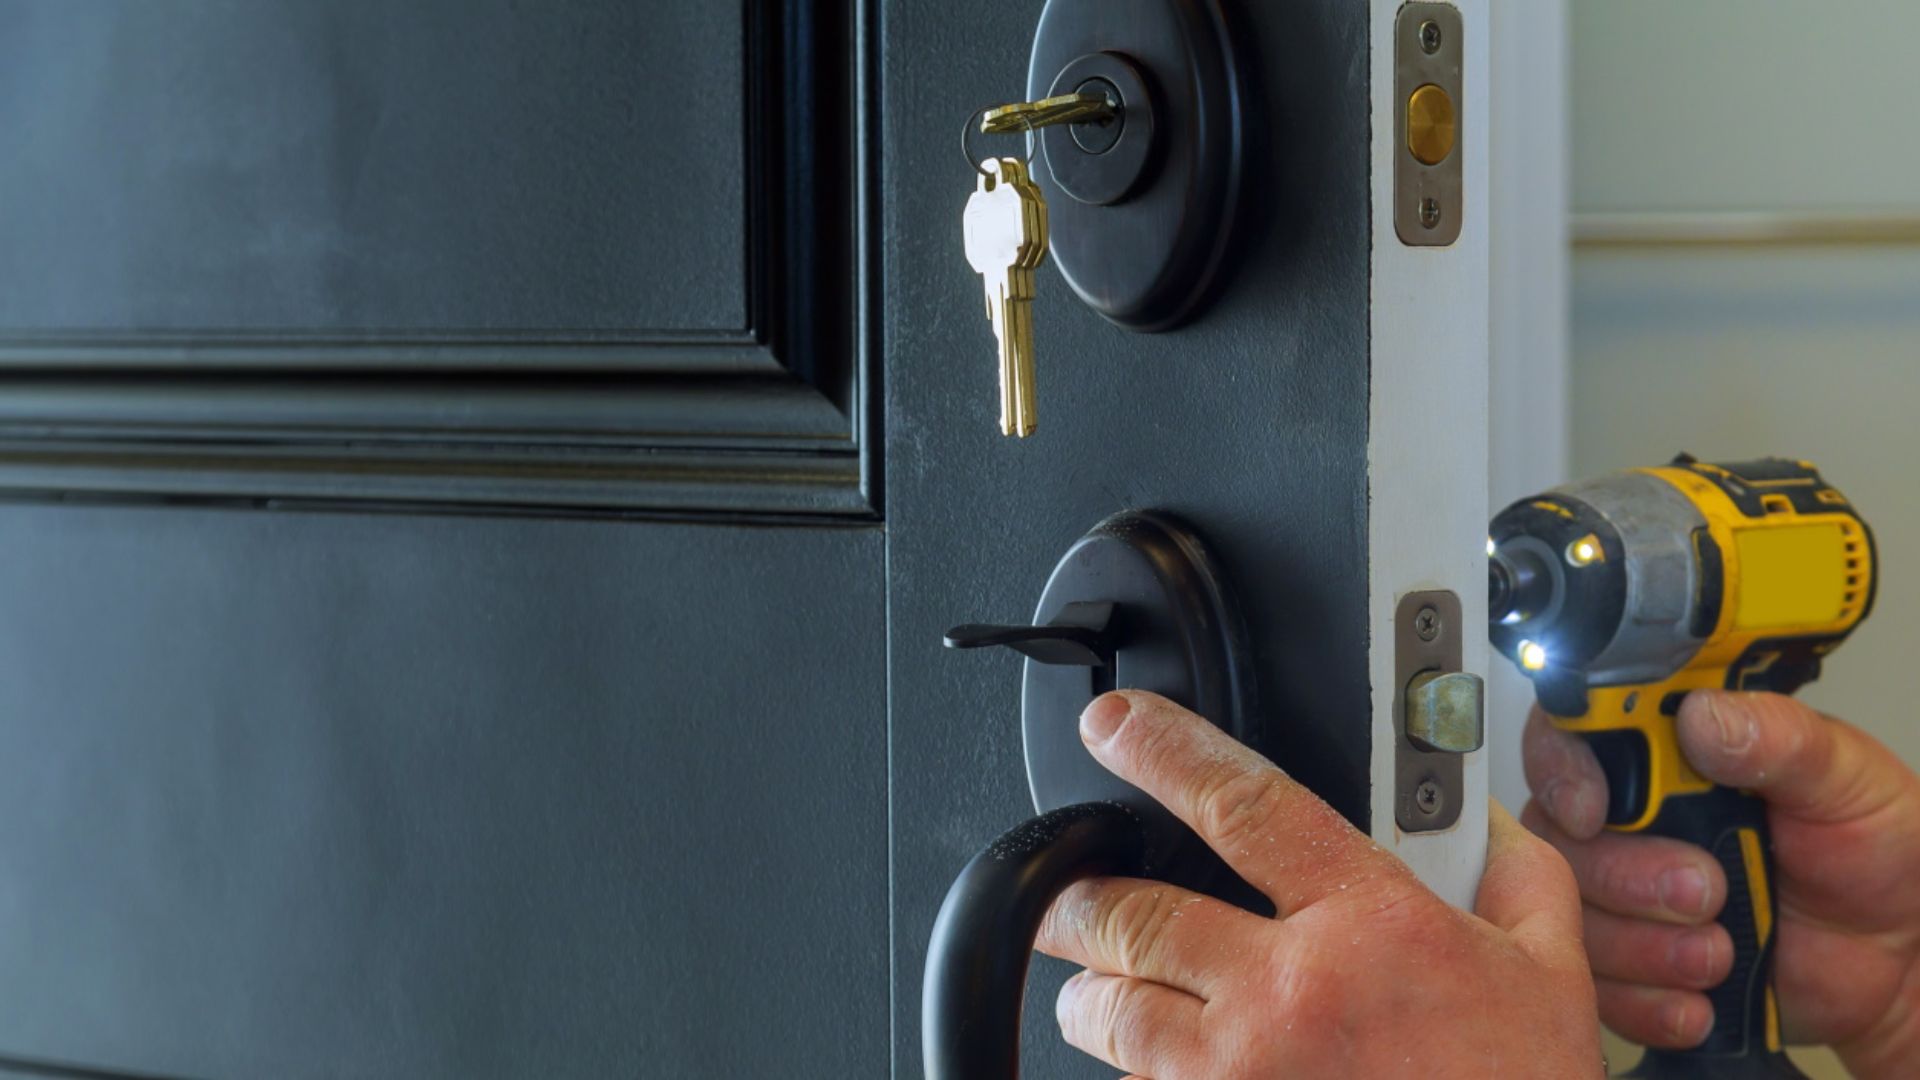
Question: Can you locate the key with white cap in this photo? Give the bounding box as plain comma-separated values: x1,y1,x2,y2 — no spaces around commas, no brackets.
963,156,1048,437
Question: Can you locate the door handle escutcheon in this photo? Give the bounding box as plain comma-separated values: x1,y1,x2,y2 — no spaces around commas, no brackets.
923,511,1256,1079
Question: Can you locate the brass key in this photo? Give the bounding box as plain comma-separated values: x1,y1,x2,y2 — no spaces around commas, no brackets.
980,91,1114,135
963,156,1047,437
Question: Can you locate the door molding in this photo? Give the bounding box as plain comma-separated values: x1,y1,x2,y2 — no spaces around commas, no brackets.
0,0,879,519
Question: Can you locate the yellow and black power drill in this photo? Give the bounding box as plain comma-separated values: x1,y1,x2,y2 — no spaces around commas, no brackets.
1489,456,1876,1079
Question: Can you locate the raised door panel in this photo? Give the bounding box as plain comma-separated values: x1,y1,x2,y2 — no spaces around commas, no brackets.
0,0,872,516
0,507,887,1079
0,2,746,336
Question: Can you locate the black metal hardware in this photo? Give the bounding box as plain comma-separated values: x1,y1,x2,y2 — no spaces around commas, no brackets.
922,802,1144,1080
944,601,1115,667
1024,0,1247,331
924,511,1258,1079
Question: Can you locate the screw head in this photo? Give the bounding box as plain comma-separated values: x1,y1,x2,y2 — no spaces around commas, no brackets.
1419,197,1442,230
1413,605,1441,641
1415,779,1443,814
1419,20,1443,54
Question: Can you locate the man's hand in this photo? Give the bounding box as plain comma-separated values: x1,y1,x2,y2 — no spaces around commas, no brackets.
1033,690,1602,1079
1523,691,1920,1078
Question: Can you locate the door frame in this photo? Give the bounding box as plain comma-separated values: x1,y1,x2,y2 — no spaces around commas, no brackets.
1365,0,1492,908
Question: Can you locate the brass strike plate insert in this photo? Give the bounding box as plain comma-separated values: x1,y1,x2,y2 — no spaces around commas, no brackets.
1394,589,1468,833
1393,3,1464,247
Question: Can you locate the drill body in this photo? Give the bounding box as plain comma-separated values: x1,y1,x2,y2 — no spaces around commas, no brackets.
1490,457,1875,1078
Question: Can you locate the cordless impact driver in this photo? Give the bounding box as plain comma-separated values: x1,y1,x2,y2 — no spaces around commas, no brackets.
1489,456,1876,1079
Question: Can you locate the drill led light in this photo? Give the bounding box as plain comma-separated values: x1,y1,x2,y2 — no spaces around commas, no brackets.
1486,536,1497,557
1565,533,1603,568
1518,639,1548,671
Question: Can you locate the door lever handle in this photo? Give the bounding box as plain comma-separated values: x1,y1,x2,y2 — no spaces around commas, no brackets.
942,600,1115,667
925,513,1254,1079
923,801,1143,1080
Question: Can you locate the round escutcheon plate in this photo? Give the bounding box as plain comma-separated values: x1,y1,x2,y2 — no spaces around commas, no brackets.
1027,0,1246,332
1021,512,1256,894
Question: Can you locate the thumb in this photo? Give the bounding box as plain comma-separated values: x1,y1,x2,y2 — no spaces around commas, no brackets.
1476,800,1582,948
1676,691,1904,822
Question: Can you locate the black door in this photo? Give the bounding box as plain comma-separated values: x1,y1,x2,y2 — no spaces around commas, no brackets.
0,1,1405,1077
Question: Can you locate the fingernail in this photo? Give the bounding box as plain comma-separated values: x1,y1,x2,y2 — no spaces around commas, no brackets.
1546,778,1597,833
1658,866,1711,918
1055,970,1087,1024
1059,969,1088,1000
1081,693,1131,744
1541,779,1572,825
1669,998,1712,1044
1672,929,1718,985
1705,694,1756,754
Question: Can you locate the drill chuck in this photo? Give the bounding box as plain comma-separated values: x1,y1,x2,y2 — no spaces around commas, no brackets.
1488,545,1553,626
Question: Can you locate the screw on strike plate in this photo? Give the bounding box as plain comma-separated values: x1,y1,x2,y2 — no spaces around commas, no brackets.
1415,779,1443,815
1419,19,1443,54
1419,198,1442,230
1413,605,1441,641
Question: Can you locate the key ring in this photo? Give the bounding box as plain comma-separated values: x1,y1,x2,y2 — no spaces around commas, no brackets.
960,106,1037,178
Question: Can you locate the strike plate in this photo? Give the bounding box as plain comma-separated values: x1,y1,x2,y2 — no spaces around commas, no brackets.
1393,2,1464,247
1394,590,1465,832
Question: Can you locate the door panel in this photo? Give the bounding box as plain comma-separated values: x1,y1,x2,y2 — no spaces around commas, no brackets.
0,506,886,1079
0,0,869,518
0,0,745,334
884,3,1377,1075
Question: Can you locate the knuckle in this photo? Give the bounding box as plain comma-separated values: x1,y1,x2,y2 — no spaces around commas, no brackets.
1097,979,1151,1063
1767,698,1815,762
1198,766,1289,851
1585,847,1643,906
1036,893,1078,954
1099,885,1180,974
1262,942,1344,1034
1370,888,1451,950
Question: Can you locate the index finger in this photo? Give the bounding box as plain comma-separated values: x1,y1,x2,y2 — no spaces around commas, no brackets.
1079,690,1420,915
1521,707,1610,840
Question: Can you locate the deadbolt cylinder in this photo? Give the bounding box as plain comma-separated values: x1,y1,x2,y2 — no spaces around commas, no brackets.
1041,52,1156,207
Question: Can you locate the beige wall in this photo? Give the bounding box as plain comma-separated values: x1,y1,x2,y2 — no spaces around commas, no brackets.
1571,3,1920,1075
1573,0,1920,212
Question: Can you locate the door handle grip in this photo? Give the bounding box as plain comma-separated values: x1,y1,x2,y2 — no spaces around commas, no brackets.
922,801,1144,1080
